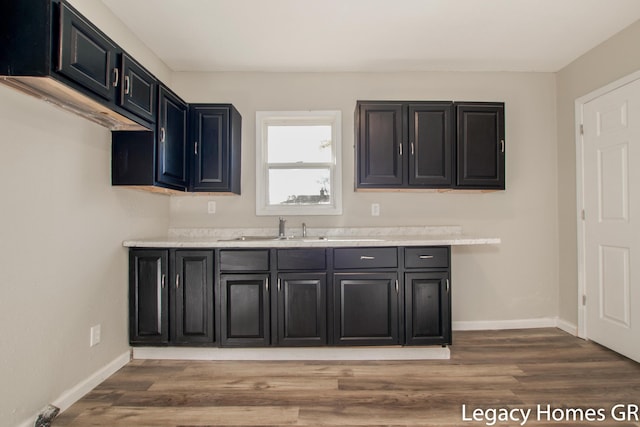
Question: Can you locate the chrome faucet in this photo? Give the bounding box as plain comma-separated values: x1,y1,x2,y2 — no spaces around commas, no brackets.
278,217,286,238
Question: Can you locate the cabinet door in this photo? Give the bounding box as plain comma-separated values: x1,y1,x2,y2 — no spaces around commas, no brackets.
119,53,156,123
173,251,215,344
277,273,327,346
333,272,399,345
408,103,453,187
455,103,505,189
157,86,188,189
356,102,404,187
220,274,270,346
405,272,451,345
58,1,118,101
129,250,169,344
190,105,241,193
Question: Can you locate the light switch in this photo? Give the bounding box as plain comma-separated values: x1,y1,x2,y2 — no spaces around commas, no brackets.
371,203,380,216
207,201,216,214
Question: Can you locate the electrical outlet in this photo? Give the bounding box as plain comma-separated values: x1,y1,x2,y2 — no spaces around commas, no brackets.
207,201,216,214
371,203,380,216
90,324,101,347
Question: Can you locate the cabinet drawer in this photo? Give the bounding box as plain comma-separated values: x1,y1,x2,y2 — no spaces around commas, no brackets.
220,250,269,271
334,247,397,269
277,249,326,270
405,247,449,268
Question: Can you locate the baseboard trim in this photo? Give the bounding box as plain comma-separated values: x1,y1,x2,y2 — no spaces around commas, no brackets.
555,318,578,336
17,350,131,427
453,317,558,331
133,346,450,361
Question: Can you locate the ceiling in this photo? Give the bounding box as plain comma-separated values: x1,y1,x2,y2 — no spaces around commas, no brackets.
100,0,640,73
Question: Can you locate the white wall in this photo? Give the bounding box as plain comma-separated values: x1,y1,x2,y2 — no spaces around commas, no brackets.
170,71,559,323
0,2,172,426
556,19,640,326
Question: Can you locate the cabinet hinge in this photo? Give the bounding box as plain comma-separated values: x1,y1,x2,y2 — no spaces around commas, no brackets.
582,294,587,306
580,124,584,135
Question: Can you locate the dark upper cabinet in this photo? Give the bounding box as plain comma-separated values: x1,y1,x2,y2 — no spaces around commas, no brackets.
355,101,453,188
129,250,169,344
157,86,189,190
173,251,215,344
355,100,504,190
408,103,454,187
0,0,150,130
119,54,157,123
356,102,404,187
455,102,505,189
189,105,242,193
333,272,400,346
57,1,118,102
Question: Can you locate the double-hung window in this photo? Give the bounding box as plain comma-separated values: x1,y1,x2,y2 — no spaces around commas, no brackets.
256,110,342,215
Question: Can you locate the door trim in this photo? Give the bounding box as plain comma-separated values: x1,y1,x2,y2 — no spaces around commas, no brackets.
574,69,640,339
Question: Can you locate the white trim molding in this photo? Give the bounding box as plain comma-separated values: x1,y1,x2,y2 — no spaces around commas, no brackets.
453,317,575,332
17,351,130,427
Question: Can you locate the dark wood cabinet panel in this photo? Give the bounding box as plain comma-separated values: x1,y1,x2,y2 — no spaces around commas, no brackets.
157,86,188,190
355,100,504,190
129,250,169,344
355,102,404,187
219,250,270,272
58,1,118,102
277,249,327,271
277,273,327,346
405,272,451,345
119,53,156,123
333,272,399,345
173,251,215,344
189,105,241,193
334,247,397,269
408,103,453,187
220,274,270,346
455,102,505,189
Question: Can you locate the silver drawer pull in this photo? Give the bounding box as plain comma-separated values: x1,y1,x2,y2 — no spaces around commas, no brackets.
360,256,375,260
419,255,434,259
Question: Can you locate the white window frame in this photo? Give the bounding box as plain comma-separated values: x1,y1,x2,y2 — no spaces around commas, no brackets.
256,110,342,216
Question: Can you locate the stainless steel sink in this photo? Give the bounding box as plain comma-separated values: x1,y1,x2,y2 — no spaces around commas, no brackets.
218,235,384,243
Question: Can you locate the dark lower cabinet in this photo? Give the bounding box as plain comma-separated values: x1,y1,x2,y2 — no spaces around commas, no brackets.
129,246,451,348
220,274,270,347
173,251,214,344
333,272,399,346
129,249,215,346
129,250,169,344
405,272,451,345
277,273,327,346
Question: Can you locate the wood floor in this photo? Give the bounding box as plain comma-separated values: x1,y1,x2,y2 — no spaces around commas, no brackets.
53,328,640,426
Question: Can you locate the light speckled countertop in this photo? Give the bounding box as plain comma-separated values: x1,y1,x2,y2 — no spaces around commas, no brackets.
123,226,500,248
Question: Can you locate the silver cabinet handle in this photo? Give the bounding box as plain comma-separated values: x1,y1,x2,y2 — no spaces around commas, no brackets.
399,144,403,156
161,274,165,289
411,142,415,156
500,139,505,153
124,75,131,95
176,274,180,289
194,141,198,156
160,128,166,143
113,68,119,87
419,255,434,259
446,279,450,293
278,279,281,292
360,256,375,260
266,278,269,292
395,280,399,293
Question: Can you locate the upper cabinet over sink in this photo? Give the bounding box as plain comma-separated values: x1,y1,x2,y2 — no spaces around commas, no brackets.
355,100,505,191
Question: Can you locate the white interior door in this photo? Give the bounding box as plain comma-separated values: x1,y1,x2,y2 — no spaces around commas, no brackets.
580,77,640,362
